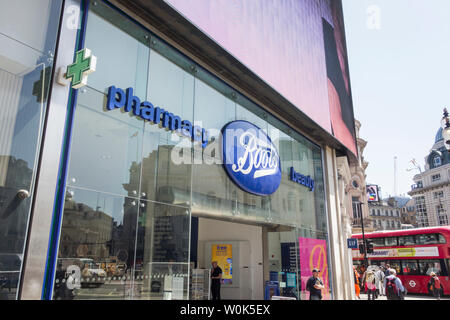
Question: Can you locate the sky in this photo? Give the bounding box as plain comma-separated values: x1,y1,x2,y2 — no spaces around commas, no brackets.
342,0,450,198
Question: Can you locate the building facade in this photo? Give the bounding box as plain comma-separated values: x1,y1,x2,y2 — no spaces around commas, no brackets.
346,120,374,234
400,198,418,228
368,197,403,231
409,126,450,228
0,0,358,300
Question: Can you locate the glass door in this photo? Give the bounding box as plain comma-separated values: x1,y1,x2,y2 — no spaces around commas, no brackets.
0,0,62,300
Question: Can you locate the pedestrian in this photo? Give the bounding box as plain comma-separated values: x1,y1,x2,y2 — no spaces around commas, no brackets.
353,266,361,299
384,264,391,277
210,261,222,300
374,266,385,297
384,268,405,300
364,270,377,300
306,268,325,300
359,265,366,290
428,272,441,300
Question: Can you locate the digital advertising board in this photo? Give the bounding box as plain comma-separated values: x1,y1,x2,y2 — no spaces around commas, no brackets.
164,0,357,155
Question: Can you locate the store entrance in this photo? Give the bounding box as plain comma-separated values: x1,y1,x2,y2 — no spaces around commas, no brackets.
264,227,300,300
192,217,264,300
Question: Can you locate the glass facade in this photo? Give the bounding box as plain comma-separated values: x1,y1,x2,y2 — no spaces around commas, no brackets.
0,0,62,300
47,1,329,300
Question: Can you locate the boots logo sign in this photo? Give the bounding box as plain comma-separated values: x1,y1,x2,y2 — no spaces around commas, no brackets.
222,120,281,196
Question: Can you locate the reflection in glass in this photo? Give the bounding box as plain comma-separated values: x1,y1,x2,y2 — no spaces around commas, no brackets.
68,88,143,198
194,78,236,144
134,201,190,300
84,9,149,96
191,155,237,217
54,188,137,300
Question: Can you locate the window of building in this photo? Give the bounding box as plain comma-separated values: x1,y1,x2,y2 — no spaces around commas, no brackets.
377,209,380,216
352,197,361,219
433,191,444,199
415,196,429,227
433,156,442,167
436,204,448,226
432,174,441,182
438,213,449,226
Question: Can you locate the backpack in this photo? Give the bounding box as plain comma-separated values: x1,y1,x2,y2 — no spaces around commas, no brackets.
434,277,441,289
386,277,399,299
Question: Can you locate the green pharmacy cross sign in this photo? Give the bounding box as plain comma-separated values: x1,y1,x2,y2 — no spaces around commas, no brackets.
65,48,97,89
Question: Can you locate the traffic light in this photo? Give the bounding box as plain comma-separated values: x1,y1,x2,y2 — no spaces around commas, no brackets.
366,240,374,254
359,243,365,254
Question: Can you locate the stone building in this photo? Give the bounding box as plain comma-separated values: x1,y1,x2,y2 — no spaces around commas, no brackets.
408,125,450,227
368,197,403,231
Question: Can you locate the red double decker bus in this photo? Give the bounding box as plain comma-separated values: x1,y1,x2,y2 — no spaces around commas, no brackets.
352,227,450,296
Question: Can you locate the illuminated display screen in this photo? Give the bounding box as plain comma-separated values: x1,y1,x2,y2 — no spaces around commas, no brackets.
211,244,232,284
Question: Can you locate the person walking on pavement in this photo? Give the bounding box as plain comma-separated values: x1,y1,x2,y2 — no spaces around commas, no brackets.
374,266,385,297
306,268,325,300
384,264,390,277
384,269,405,300
428,272,442,300
364,270,377,300
353,266,361,299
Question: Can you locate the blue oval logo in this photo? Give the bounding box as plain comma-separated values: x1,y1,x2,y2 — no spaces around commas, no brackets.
222,121,282,196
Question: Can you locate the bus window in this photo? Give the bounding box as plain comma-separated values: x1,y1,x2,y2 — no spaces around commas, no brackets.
398,236,415,246
371,238,385,247
418,260,442,276
389,260,401,275
438,234,446,244
385,237,398,246
402,260,420,275
416,234,438,245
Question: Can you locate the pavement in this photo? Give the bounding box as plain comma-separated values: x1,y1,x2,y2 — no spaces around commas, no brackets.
358,293,450,300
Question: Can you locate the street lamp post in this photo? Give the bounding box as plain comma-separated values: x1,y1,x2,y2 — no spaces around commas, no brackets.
441,108,450,151
358,202,369,268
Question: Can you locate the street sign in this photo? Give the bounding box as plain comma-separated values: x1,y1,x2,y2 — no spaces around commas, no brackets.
347,238,358,249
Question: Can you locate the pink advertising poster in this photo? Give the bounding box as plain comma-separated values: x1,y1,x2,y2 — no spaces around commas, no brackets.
298,237,330,300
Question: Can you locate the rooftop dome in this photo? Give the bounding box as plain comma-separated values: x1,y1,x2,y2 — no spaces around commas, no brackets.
435,127,443,143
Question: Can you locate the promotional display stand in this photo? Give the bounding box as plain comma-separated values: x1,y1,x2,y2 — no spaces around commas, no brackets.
190,269,211,300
